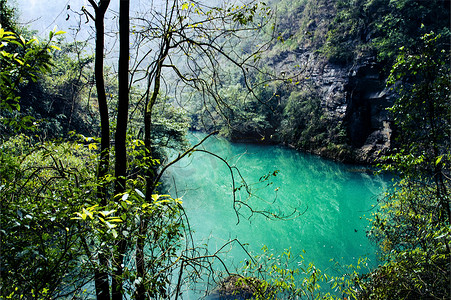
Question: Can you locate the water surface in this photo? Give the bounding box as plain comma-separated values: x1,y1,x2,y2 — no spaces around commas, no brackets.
166,133,389,294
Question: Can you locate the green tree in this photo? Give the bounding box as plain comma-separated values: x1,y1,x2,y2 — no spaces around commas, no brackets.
0,25,64,138
1,0,98,140
323,0,450,65
357,31,450,299
0,0,17,31
73,0,275,299
0,136,98,298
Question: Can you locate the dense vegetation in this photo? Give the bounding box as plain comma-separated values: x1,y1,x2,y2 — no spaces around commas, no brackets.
0,0,449,299
191,0,450,162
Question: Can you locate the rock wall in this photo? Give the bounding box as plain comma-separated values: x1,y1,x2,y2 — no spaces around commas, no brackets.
343,60,393,163
269,48,394,163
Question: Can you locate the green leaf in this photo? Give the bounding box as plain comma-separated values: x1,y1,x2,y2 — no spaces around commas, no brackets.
14,58,24,65
83,208,93,219
99,210,115,217
135,188,145,198
105,221,116,229
26,38,38,45
107,218,123,223
76,212,87,221
435,155,443,165
120,201,128,209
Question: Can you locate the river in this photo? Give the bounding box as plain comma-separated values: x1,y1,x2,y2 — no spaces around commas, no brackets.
165,132,390,297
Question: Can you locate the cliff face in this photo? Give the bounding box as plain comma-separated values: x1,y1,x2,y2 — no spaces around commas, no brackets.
267,47,393,164
239,0,395,164
263,0,449,164
312,56,393,163
343,61,393,163
219,0,451,164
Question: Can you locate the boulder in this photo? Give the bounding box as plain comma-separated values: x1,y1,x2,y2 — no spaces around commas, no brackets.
208,275,267,300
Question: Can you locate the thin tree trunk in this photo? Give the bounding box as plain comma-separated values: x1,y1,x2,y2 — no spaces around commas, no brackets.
87,1,111,298
93,0,111,207
112,0,130,298
114,0,129,196
135,32,171,299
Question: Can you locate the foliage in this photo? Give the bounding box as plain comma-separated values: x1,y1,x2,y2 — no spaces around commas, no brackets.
1,0,99,140
238,247,332,299
278,87,349,159
0,26,62,137
323,0,367,64
0,135,186,299
236,247,378,299
27,40,97,138
275,0,334,52
323,0,450,65
368,0,450,63
281,89,324,148
0,0,17,31
128,94,191,163
71,181,185,299
0,135,97,299
362,180,450,299
386,31,450,169
214,80,279,142
354,31,451,299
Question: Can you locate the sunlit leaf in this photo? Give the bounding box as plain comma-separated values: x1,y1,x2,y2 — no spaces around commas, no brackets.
105,221,116,229
135,188,145,198
100,210,115,217
107,218,123,223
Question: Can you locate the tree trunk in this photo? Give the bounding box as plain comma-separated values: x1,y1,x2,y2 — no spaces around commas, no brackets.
112,0,130,298
88,0,111,298
94,0,111,207
135,32,171,299
114,0,129,195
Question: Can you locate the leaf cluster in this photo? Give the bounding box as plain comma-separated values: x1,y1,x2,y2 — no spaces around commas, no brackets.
0,135,97,298
356,31,451,299
236,246,338,299
0,25,97,141
323,0,450,65
279,87,347,154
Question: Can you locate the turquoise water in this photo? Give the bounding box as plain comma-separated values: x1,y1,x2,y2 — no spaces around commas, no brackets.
165,133,390,295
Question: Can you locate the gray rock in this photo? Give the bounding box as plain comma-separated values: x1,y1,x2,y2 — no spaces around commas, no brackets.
271,49,393,163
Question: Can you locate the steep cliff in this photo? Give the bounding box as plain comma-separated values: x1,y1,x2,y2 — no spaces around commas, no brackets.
265,47,393,163
246,0,448,164
191,0,449,164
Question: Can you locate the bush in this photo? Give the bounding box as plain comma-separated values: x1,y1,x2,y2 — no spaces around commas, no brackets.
0,136,97,298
